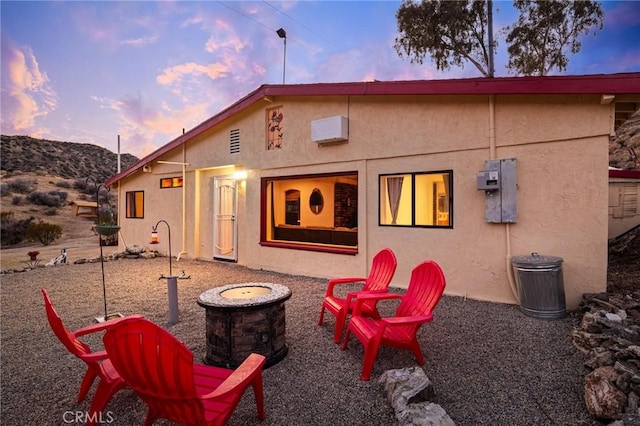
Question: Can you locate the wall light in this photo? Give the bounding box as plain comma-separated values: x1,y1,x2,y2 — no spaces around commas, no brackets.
233,170,248,180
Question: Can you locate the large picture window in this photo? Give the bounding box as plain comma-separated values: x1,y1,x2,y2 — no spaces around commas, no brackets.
125,191,144,219
379,171,452,228
261,172,358,253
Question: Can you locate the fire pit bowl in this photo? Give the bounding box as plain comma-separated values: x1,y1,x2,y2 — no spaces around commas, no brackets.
197,282,292,368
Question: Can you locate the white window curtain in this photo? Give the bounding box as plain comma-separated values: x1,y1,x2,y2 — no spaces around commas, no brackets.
386,176,404,224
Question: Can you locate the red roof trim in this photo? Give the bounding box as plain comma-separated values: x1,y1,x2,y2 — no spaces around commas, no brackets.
106,72,640,186
609,169,640,179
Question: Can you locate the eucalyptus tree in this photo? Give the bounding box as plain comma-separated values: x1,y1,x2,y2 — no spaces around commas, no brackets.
394,0,604,77
505,0,603,76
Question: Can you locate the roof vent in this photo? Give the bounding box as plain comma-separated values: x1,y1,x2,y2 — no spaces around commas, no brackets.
311,116,348,144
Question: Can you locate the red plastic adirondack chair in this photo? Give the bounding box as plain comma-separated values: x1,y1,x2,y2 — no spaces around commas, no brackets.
102,316,266,426
341,260,446,381
41,288,140,425
318,248,397,343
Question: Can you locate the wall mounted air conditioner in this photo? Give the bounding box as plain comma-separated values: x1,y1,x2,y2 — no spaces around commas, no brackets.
311,115,349,144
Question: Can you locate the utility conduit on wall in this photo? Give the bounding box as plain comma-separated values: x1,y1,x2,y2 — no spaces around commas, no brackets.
488,94,519,303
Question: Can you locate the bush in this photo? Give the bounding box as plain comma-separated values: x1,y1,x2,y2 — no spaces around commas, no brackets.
26,190,68,207
5,178,37,194
26,221,63,246
55,180,72,189
0,183,9,197
12,195,23,205
44,208,58,216
0,211,35,245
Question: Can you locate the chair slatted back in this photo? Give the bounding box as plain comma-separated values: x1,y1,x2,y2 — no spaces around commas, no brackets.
103,318,202,422
397,261,446,319
42,289,91,356
363,248,397,292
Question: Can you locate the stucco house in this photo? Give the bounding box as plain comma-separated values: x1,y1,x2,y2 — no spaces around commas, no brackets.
106,73,640,310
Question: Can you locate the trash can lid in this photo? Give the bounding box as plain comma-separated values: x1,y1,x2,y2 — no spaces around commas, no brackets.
511,252,563,268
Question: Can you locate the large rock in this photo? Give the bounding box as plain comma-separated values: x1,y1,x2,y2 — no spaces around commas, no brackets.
584,366,627,421
378,367,455,426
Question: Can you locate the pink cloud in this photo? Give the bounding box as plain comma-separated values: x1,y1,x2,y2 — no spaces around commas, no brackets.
0,40,56,134
156,62,231,86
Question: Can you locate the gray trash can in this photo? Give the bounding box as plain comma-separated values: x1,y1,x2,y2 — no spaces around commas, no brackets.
511,252,566,320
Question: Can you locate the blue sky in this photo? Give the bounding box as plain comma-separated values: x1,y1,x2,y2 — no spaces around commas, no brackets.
2,1,639,158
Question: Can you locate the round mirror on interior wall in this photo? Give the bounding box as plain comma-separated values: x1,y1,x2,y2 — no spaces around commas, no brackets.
309,188,324,214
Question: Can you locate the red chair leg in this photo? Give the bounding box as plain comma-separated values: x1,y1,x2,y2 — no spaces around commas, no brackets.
317,306,325,326
410,340,425,365
360,340,381,381
340,329,351,350
333,309,347,344
252,374,266,420
85,380,123,426
77,369,98,402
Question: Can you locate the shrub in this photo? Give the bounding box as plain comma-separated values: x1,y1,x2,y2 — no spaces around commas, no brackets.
55,180,72,189
0,211,35,245
26,190,68,207
44,208,58,216
0,183,9,197
12,195,23,205
5,178,37,194
26,221,63,246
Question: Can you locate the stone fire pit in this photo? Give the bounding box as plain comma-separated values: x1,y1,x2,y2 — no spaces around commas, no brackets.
197,282,292,368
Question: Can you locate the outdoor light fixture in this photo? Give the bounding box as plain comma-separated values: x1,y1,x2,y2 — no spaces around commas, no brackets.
276,27,287,84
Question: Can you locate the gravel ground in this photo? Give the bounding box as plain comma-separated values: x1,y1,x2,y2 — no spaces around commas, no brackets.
1,257,599,426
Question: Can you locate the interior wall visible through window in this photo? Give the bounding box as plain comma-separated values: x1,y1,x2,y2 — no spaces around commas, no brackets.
261,172,358,252
379,171,452,228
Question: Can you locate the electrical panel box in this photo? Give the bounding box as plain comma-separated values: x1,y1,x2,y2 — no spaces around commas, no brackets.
477,170,500,190
479,158,517,223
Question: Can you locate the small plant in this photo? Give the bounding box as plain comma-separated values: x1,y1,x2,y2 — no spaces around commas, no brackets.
26,221,63,246
44,207,58,216
55,180,72,189
11,195,23,205
4,178,37,194
28,250,40,260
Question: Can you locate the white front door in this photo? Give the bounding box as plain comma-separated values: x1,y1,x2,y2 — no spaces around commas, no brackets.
213,176,237,261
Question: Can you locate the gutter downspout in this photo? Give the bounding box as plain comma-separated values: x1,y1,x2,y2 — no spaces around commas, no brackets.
489,94,519,302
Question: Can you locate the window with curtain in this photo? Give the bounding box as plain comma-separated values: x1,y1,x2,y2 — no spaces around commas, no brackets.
379,171,452,228
125,191,144,219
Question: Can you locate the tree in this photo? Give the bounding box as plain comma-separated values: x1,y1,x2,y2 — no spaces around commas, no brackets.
505,0,603,76
394,0,604,77
395,0,493,77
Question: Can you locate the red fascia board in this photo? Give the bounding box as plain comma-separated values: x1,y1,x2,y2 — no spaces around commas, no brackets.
609,169,640,179
106,73,640,186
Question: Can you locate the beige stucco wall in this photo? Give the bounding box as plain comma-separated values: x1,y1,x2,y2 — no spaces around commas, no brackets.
114,93,611,310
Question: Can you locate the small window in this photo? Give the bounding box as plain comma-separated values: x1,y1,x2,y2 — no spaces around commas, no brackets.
125,191,144,218
379,171,452,228
160,177,183,188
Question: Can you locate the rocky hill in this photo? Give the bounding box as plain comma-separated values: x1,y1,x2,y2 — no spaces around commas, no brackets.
610,109,640,171
0,135,138,183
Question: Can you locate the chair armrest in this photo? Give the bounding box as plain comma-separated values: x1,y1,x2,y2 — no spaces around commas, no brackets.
325,277,367,297
74,314,144,337
200,354,266,400
352,293,402,316
382,313,434,326
81,350,109,363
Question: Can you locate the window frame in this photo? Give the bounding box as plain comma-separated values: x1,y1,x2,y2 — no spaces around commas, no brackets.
378,170,453,228
125,190,145,219
260,171,358,255
160,177,183,189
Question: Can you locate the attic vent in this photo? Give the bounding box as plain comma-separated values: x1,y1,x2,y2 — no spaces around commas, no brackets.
230,129,240,154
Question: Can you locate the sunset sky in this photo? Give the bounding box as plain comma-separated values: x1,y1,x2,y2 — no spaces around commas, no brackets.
2,1,639,158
